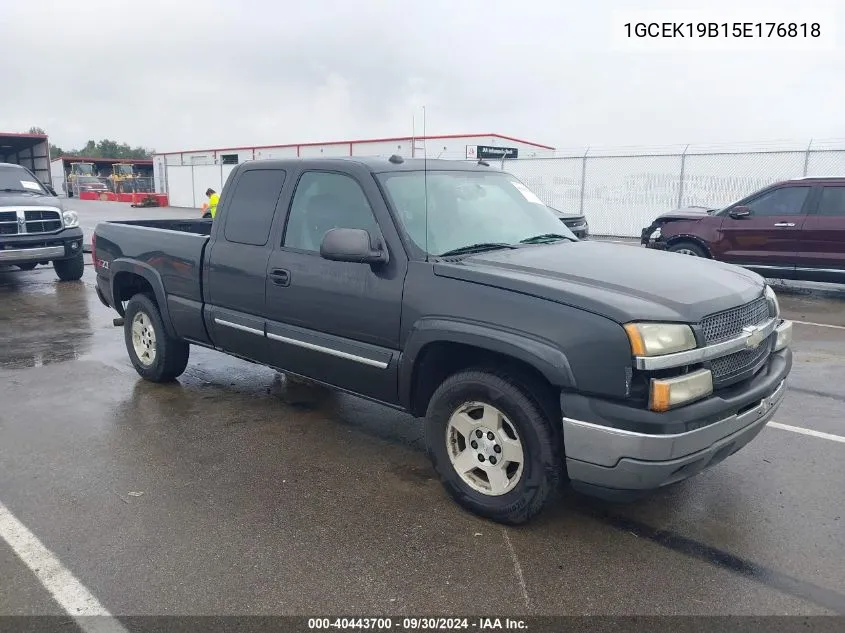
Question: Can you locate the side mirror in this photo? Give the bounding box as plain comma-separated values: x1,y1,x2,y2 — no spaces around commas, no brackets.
320,228,388,265
729,205,752,219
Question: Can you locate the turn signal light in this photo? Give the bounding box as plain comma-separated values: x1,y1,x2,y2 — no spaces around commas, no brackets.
649,369,713,412
774,320,792,352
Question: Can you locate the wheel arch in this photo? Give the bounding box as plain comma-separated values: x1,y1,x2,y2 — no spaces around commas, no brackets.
400,319,575,419
110,260,178,337
665,234,713,258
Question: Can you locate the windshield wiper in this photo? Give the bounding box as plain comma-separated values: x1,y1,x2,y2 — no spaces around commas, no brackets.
1,188,41,194
518,233,572,244
438,242,517,257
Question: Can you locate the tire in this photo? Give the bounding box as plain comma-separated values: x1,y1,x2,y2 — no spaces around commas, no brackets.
668,241,708,257
53,253,85,281
17,263,37,271
123,293,190,382
425,369,563,525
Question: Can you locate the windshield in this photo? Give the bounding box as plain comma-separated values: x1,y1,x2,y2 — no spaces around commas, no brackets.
74,164,95,175
377,170,575,256
0,165,47,194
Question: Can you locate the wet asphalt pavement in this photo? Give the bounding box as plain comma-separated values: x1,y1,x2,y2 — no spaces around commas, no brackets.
1,248,844,617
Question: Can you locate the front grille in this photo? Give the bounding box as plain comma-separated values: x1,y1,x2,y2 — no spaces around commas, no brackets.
710,342,772,388
700,296,770,345
25,210,63,233
0,211,17,235
0,208,63,236
700,295,774,388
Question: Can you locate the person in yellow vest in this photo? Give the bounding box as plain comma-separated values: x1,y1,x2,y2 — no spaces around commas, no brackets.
205,188,220,219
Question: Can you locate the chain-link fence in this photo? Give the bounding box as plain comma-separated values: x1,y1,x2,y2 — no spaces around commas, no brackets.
501,143,845,237
158,140,845,235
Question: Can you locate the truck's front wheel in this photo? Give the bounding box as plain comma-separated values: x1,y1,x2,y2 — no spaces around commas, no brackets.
53,254,85,281
425,369,563,525
124,294,190,382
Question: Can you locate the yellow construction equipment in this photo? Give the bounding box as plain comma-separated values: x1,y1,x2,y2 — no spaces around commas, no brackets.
65,162,97,197
109,163,137,193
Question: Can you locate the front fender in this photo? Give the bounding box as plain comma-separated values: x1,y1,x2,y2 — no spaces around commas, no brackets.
398,317,576,408
110,258,178,338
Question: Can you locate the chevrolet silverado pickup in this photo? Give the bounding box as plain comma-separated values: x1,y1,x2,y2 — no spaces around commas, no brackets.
1,162,85,280
93,157,793,525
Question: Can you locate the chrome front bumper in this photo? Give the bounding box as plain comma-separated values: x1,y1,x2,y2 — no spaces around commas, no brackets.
564,378,787,492
0,245,66,263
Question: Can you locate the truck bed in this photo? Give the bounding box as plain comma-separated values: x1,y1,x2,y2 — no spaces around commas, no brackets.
94,219,211,320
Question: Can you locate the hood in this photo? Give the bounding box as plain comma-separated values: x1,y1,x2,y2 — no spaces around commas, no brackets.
0,192,64,209
547,207,586,222
655,206,716,221
434,240,765,324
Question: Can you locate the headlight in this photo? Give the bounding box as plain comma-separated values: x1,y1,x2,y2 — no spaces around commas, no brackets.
624,322,697,357
62,210,79,228
764,285,780,317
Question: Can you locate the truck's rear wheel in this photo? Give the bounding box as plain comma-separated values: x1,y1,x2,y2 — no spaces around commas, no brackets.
53,254,85,281
425,369,563,525
124,293,190,382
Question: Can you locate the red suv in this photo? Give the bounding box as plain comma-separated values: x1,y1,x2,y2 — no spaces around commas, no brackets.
641,177,845,284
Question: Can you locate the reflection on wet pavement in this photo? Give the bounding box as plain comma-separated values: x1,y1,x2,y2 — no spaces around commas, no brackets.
0,267,94,369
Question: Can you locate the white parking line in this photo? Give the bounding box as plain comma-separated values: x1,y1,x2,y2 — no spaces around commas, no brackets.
768,421,845,444
792,319,845,331
0,501,128,633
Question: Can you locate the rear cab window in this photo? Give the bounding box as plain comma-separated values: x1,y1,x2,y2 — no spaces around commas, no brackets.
222,169,287,246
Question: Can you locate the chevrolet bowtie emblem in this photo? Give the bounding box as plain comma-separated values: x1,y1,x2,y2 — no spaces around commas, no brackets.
744,325,765,349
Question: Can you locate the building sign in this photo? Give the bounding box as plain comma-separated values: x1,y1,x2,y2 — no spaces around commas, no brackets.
466,145,519,160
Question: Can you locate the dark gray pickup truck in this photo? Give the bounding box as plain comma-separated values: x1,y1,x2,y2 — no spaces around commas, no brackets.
93,156,793,524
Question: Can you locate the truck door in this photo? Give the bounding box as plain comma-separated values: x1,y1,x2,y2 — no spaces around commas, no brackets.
263,169,406,405
795,184,845,283
203,168,287,363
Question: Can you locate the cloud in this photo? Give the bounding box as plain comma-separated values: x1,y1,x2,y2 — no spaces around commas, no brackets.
2,0,843,152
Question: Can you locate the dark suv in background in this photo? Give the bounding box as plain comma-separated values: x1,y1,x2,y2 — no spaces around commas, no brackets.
549,206,589,239
641,177,845,284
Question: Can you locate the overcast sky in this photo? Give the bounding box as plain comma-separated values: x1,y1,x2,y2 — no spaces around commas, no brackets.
3,0,842,153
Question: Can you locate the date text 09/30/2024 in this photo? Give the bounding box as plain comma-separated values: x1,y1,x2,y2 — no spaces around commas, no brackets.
307,617,527,630
623,22,821,38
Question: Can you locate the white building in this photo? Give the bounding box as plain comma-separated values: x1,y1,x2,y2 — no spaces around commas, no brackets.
153,133,555,208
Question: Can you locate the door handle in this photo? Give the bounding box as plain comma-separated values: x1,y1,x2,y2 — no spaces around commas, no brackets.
270,268,290,286
773,222,796,227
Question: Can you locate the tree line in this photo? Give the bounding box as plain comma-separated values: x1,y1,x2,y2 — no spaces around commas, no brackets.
27,127,154,160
